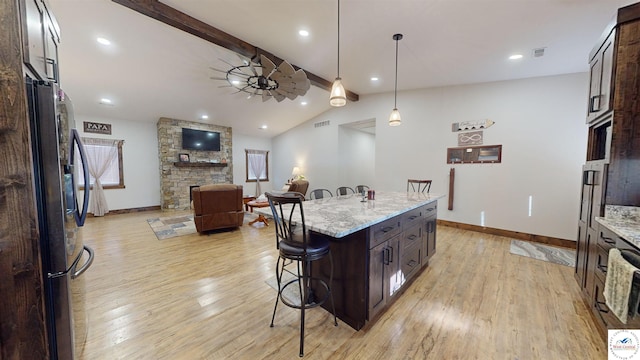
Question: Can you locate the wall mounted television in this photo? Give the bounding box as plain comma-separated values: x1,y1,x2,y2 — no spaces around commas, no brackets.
181,128,221,151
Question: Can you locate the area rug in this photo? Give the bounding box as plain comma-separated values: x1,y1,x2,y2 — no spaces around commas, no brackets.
265,270,301,306
147,215,197,240
147,213,260,240
509,240,575,267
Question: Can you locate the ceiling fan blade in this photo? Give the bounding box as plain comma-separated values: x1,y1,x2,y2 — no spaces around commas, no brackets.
278,60,295,76
262,90,272,102
260,55,276,78
278,82,295,92
209,66,229,73
272,91,286,102
210,76,229,81
291,69,307,83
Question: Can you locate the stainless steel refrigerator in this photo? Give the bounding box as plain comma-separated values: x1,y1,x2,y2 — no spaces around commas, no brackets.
26,76,94,359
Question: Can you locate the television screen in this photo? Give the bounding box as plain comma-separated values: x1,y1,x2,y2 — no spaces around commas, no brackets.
182,128,221,151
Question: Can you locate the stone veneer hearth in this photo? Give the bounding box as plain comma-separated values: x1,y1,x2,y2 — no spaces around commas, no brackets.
157,117,233,210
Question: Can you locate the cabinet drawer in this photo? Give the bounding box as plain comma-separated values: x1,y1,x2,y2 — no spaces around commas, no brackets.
402,223,422,250
593,262,640,330
594,246,609,284
597,227,617,250
369,216,402,249
401,241,421,281
402,207,423,230
423,203,437,218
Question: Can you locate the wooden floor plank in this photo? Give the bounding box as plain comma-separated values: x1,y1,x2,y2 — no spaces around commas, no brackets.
74,210,606,359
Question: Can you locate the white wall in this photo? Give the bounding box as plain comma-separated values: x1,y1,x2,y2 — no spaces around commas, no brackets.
338,126,375,192
231,134,273,196
272,73,589,240
76,116,160,211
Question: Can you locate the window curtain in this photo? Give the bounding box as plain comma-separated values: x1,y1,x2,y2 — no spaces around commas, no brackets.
82,138,121,216
247,149,267,196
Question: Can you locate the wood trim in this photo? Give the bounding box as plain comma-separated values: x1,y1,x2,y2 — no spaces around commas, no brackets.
0,0,48,357
172,162,227,168
111,0,359,102
437,219,576,249
87,205,162,217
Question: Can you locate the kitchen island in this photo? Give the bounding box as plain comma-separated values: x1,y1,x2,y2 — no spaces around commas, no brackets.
257,191,444,330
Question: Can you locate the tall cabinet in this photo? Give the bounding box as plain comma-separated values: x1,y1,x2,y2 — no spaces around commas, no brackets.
574,2,640,337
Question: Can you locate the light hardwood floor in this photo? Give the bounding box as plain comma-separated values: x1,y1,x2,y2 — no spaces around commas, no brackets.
74,210,606,359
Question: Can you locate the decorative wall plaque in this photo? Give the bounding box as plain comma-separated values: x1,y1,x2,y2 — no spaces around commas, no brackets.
451,119,495,132
84,121,112,135
457,131,483,146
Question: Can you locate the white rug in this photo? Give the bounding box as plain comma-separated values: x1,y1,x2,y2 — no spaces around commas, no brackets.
509,240,575,267
265,270,301,306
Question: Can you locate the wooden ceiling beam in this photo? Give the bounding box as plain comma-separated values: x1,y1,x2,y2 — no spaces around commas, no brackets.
112,0,359,102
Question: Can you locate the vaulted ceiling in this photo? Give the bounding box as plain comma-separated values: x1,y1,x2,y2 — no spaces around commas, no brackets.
48,0,635,137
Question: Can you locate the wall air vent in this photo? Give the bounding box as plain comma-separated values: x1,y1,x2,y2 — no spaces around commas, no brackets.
533,47,546,58
314,120,330,128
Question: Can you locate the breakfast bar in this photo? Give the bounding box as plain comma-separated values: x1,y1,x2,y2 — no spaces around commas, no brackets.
258,191,443,330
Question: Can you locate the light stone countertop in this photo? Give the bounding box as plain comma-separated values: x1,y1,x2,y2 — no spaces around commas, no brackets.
255,191,444,238
595,205,640,247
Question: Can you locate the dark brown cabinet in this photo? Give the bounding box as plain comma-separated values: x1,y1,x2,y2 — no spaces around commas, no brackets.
575,2,640,339
587,29,615,124
19,0,60,82
423,204,437,263
368,234,401,321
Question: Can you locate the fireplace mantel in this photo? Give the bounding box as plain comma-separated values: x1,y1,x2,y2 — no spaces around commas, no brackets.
173,162,228,168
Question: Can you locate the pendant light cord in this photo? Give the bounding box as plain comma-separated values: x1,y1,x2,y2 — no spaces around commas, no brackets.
394,37,398,108
337,0,341,78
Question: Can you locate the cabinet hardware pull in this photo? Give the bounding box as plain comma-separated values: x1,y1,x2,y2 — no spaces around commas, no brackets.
407,234,417,240
595,300,609,314
384,248,390,265
600,234,615,245
408,260,417,267
589,95,601,113
389,246,393,263
381,226,394,233
408,215,418,220
45,57,58,83
597,263,607,273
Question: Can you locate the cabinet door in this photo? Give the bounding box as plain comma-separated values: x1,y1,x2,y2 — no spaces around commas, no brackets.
587,30,615,123
422,214,437,263
368,235,401,320
575,219,589,289
43,11,60,82
368,241,388,320
22,0,47,80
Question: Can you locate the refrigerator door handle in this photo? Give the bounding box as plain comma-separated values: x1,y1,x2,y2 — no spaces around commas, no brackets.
71,246,94,279
70,129,90,226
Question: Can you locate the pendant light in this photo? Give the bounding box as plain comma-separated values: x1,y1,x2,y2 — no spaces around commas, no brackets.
389,33,403,126
330,0,346,107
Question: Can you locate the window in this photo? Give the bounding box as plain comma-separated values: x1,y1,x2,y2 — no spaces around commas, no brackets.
78,138,125,189
245,149,269,182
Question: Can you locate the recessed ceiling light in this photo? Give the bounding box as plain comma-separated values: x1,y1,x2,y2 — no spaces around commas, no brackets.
99,98,112,105
298,30,309,37
260,125,268,130
509,54,523,60
371,77,379,81
301,101,308,106
201,115,209,120
97,37,111,46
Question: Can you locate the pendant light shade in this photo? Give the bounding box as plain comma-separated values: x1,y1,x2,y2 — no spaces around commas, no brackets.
389,33,403,126
330,78,346,106
330,0,346,107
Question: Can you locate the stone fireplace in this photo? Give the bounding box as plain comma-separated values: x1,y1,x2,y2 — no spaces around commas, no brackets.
157,117,233,210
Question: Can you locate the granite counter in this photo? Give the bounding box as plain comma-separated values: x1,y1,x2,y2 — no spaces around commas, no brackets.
595,205,640,248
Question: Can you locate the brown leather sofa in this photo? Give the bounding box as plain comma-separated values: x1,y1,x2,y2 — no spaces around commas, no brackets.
192,184,244,233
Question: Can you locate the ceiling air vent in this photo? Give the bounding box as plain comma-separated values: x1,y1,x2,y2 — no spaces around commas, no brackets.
532,47,546,58
314,120,330,128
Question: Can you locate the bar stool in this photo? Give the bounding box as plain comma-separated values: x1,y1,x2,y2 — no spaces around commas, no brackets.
309,188,333,200
266,192,337,357
336,186,355,196
354,185,369,194
407,179,432,193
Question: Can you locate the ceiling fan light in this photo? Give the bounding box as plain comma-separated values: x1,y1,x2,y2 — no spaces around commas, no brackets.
330,78,347,107
389,108,401,126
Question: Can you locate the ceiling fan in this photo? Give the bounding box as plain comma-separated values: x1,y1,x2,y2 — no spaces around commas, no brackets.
211,54,311,102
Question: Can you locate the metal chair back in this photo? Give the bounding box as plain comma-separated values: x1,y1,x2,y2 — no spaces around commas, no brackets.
336,186,355,196
266,192,307,249
309,189,333,200
407,179,432,193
